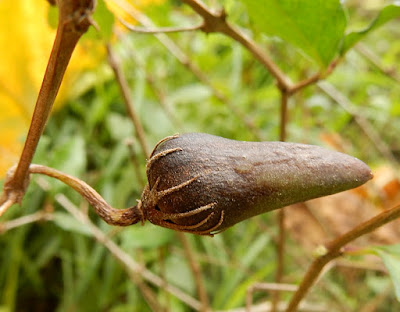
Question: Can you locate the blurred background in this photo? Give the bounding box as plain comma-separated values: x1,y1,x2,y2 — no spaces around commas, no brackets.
1,0,400,311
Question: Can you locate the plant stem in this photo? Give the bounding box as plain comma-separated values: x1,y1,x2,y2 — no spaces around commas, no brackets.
55,194,203,310
318,81,398,166
119,18,203,34
0,0,96,208
112,0,264,140
285,203,400,312
271,90,290,311
181,0,292,91
29,164,143,226
182,0,340,95
178,233,211,312
106,44,151,158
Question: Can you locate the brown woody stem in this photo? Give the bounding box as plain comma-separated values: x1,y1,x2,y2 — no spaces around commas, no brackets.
29,164,143,226
271,89,290,312
285,203,400,312
106,44,151,158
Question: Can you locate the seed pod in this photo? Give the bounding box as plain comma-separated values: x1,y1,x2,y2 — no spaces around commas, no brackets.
138,133,373,235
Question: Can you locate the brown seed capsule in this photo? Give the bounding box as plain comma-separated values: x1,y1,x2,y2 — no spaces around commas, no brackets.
138,133,373,235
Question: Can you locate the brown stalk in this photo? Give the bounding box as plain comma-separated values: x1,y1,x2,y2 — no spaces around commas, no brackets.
0,210,53,234
355,43,400,83
107,37,210,308
317,81,398,166
181,0,291,91
106,44,151,158
111,0,264,141
28,164,142,226
271,89,290,312
285,203,400,312
125,139,146,188
246,282,298,312
118,18,203,34
55,194,203,310
115,32,184,130
178,233,211,312
181,0,337,94
0,0,96,213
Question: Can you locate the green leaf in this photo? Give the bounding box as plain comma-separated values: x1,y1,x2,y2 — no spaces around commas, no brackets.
120,224,175,249
240,0,347,67
341,4,400,54
52,212,93,237
371,244,400,302
165,255,195,295
49,134,86,177
106,113,134,141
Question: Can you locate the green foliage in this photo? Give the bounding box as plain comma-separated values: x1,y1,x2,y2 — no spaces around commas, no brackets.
2,0,400,311
342,3,400,54
370,245,400,302
240,0,346,67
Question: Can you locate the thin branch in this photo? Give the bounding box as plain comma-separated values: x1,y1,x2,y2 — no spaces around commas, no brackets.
182,0,345,95
317,81,398,166
272,209,286,312
178,233,211,312
0,210,53,233
28,164,143,226
355,43,400,83
181,0,342,96
271,90,290,312
247,283,298,312
111,0,265,141
181,0,292,91
124,138,146,188
0,0,96,210
0,198,15,218
220,301,326,312
119,17,203,34
285,203,400,312
106,43,151,158
33,175,164,311
279,92,289,142
289,59,339,94
289,72,322,95
55,194,203,310
115,32,185,131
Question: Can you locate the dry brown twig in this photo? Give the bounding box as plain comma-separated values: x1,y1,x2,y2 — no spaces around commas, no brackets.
285,203,400,312
180,0,338,94
118,17,203,34
111,0,265,140
178,233,211,312
317,81,398,166
55,193,203,310
107,37,210,309
0,210,53,234
106,43,151,158
246,282,298,312
115,30,185,131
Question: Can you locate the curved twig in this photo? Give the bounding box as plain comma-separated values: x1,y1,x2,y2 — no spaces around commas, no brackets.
285,203,400,312
28,164,143,226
